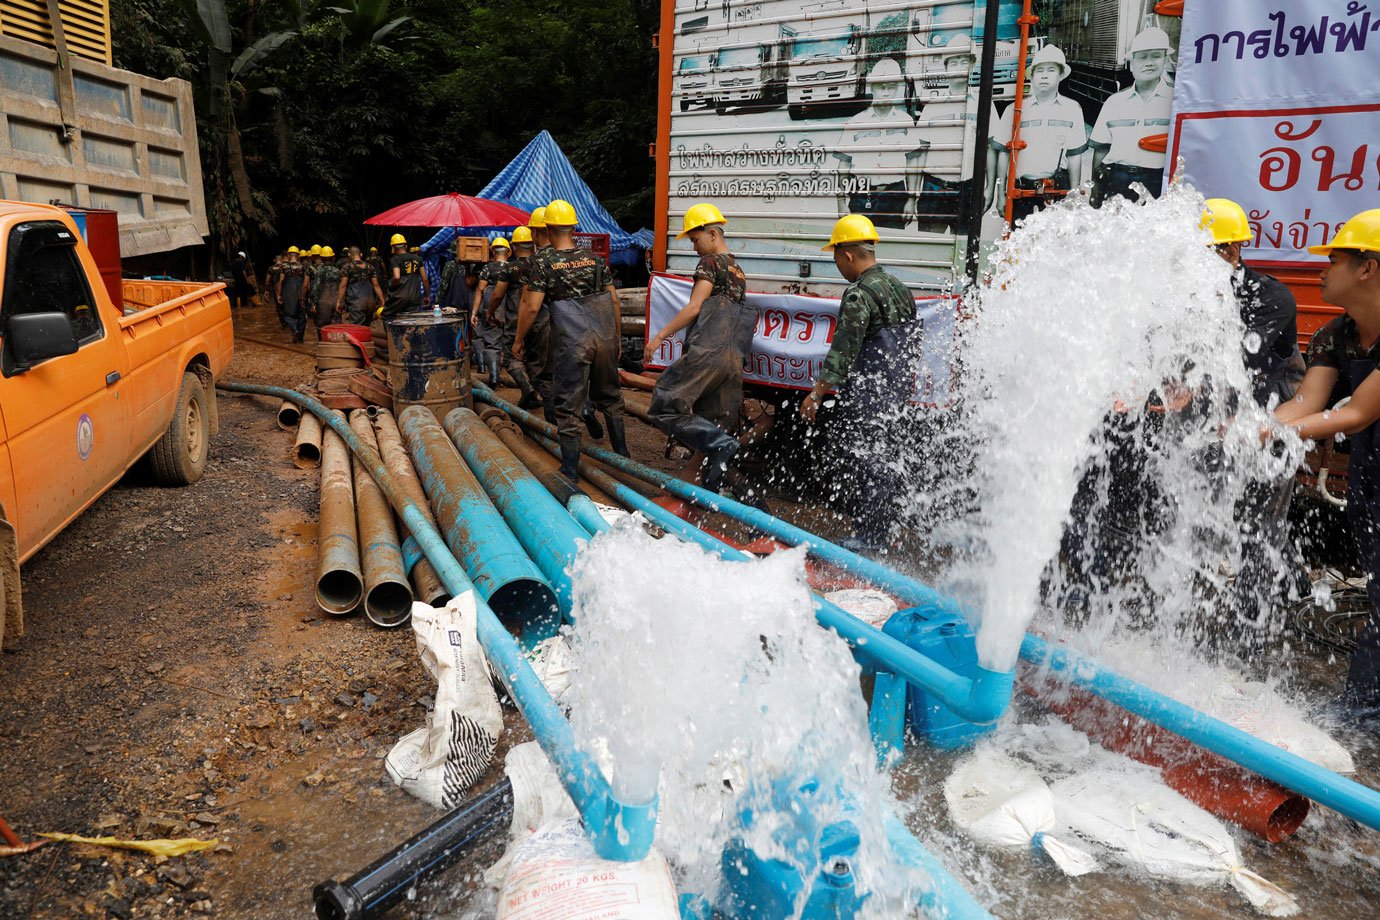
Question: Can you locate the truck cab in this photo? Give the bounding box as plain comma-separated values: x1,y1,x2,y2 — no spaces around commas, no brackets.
677,50,718,112
711,35,790,112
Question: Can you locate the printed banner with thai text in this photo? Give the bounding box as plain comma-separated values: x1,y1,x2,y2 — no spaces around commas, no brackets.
1171,0,1380,264
644,272,956,403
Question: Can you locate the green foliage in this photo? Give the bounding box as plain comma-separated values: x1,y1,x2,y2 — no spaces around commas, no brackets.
109,0,658,261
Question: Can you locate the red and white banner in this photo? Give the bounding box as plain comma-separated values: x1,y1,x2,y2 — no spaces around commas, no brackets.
643,272,957,402
1170,0,1380,265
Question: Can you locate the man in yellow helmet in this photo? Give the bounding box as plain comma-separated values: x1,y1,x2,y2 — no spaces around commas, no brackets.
801,214,921,552
1275,210,1380,715
644,203,753,493
488,227,543,409
515,199,628,480
470,237,511,388
310,245,344,333
276,245,309,343
385,232,428,316
1199,199,1302,636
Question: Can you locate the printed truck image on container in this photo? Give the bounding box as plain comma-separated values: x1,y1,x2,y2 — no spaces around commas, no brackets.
712,29,793,113
786,23,867,120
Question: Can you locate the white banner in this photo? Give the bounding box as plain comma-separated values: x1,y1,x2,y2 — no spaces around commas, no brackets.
643,272,956,403
1171,0,1380,264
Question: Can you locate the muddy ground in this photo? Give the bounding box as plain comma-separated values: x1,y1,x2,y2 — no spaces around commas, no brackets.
2,302,1379,919
0,304,691,920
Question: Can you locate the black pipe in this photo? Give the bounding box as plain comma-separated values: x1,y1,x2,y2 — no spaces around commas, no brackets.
964,0,1005,280
313,778,515,920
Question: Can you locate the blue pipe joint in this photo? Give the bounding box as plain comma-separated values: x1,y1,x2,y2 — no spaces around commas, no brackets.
883,610,1012,743
583,793,660,862
399,535,422,577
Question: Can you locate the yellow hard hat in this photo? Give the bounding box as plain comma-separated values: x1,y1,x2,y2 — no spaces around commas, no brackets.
511,226,534,245
491,237,511,250
390,233,407,246
409,246,419,252
1308,209,1380,256
528,206,547,229
1200,198,1253,245
321,245,336,258
369,246,378,253
287,245,300,254
822,214,880,251
678,202,727,238
310,244,323,256
544,199,578,227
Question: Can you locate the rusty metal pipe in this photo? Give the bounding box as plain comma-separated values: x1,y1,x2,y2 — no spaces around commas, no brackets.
294,412,323,469
278,398,302,430
370,410,450,607
317,412,363,615
397,407,558,638
348,412,414,627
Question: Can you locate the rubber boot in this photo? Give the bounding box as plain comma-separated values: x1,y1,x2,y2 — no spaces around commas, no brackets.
510,366,539,408
487,351,501,387
582,400,604,440
558,437,582,482
606,417,630,458
701,437,739,494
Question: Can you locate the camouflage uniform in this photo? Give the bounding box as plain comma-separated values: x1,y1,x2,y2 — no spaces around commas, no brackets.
649,253,754,487
311,261,343,329
385,251,426,316
278,262,308,340
529,245,627,476
511,253,556,417
820,263,920,546
341,260,378,325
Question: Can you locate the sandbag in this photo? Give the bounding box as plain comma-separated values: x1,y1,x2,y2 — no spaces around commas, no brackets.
1047,747,1298,916
496,818,678,920
823,587,898,630
526,635,577,705
943,746,1098,877
385,595,503,808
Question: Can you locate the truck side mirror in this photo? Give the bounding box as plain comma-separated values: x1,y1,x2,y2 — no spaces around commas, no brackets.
4,312,79,375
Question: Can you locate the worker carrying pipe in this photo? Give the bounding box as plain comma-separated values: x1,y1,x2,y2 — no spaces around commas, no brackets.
643,203,755,494
1274,209,1380,723
514,199,630,481
800,214,926,554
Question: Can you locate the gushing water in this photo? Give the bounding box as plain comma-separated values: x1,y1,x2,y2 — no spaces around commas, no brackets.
935,186,1303,674
565,522,926,914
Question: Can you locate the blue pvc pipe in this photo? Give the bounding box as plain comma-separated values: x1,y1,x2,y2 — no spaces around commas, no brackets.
1022,634,1380,831
442,407,592,620
397,406,558,636
217,381,656,862
488,388,1014,725
567,493,612,535
884,816,993,920
523,429,1013,725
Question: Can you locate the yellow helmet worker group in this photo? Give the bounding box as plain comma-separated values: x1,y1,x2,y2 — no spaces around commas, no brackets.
1200,198,1253,245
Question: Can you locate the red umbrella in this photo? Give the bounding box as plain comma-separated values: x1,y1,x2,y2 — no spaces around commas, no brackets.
364,192,530,228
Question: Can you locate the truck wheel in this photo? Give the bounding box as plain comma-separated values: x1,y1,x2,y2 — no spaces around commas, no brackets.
150,371,210,486
788,104,805,120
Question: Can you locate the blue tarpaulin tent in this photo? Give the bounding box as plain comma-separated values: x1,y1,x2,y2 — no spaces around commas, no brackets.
421,131,646,294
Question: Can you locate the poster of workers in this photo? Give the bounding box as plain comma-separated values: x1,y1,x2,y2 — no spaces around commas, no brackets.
1168,0,1380,265
664,1,1185,294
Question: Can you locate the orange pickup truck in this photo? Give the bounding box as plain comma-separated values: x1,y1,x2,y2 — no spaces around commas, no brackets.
0,201,233,653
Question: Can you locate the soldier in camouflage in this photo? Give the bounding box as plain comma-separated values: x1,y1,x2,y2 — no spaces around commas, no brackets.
488,229,543,409
276,247,308,344
337,245,387,326
385,234,428,316
801,214,921,553
310,246,343,333
645,203,755,493
470,238,512,388
515,199,628,480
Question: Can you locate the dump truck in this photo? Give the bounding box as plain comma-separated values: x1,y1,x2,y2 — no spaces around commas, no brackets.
0,200,232,653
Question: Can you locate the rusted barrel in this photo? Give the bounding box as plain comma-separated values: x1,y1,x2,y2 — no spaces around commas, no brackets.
386,313,471,418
